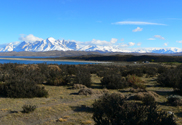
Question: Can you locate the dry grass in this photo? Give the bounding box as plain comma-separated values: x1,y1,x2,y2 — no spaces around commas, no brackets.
0,74,103,125
1,73,182,124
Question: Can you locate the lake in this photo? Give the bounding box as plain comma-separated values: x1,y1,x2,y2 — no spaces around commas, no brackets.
0,56,99,65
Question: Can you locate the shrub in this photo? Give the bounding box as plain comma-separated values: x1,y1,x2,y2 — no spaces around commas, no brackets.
121,68,144,77
157,65,182,86
167,95,182,106
158,66,167,74
134,83,146,89
142,94,156,105
126,74,140,84
72,84,87,89
61,65,76,75
157,69,178,87
22,104,37,113
47,76,69,86
78,88,106,95
130,88,147,93
131,92,145,100
101,74,128,89
130,91,158,101
143,67,158,77
74,68,91,87
92,93,177,125
157,65,182,96
78,88,93,95
0,80,48,98
126,74,145,89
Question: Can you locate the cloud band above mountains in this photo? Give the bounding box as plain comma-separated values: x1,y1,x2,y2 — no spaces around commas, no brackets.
19,34,43,43
0,34,181,54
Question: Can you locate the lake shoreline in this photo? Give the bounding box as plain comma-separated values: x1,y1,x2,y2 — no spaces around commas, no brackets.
0,58,111,64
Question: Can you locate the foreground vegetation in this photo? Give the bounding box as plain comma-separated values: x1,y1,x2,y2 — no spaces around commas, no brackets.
0,62,182,124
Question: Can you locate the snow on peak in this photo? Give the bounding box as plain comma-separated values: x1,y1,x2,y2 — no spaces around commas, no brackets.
47,37,56,43
0,37,182,53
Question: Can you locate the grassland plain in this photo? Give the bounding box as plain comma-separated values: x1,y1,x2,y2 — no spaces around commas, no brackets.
0,64,182,125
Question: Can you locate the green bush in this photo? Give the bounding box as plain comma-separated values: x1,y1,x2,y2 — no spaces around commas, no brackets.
142,94,156,105
157,69,178,87
92,93,176,125
158,66,167,74
0,80,48,98
47,75,69,86
167,95,182,106
143,67,158,77
74,68,91,87
121,68,144,77
157,65,182,96
22,104,37,113
101,74,128,89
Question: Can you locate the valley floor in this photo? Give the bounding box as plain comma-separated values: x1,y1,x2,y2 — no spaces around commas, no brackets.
0,74,182,125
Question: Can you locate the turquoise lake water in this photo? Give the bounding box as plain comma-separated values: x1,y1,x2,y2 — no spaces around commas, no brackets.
0,56,97,65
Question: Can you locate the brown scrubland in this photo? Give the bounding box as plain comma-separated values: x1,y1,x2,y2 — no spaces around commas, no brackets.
0,62,182,124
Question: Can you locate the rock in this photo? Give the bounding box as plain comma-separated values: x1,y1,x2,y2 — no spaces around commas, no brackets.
167,111,174,115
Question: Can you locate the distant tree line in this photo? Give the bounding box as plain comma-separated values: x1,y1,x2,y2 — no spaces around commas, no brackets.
63,55,182,62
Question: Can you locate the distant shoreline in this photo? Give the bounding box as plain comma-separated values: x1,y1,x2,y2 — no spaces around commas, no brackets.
0,58,111,64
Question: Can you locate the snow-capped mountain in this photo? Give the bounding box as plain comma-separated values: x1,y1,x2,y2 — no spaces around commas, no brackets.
5,37,79,52
132,47,182,53
78,45,131,53
0,42,20,52
0,37,182,53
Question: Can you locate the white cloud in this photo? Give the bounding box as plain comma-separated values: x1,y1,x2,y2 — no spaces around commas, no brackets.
119,43,128,47
164,43,168,46
128,42,135,46
80,38,118,46
137,42,141,46
119,42,135,48
177,40,182,43
147,38,155,40
132,27,143,32
90,39,109,45
120,38,124,41
19,34,43,42
110,38,118,43
154,35,165,40
112,21,166,25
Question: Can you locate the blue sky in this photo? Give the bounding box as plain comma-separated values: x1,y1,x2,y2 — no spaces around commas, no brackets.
0,0,182,49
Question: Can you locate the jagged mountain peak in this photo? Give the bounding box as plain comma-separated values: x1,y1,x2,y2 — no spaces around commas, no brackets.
3,37,79,52
0,37,182,53
46,37,56,42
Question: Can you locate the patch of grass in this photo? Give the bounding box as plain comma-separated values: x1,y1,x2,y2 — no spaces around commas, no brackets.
22,104,37,113
0,71,181,124
57,118,67,122
82,120,92,124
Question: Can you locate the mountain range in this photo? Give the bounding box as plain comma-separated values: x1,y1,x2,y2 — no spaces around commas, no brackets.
0,37,182,54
